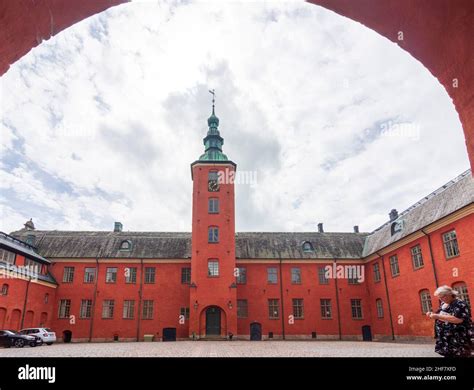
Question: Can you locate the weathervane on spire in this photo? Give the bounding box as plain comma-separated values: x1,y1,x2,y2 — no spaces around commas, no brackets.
209,89,215,114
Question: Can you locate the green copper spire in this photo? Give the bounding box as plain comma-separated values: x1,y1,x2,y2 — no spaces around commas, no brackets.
198,89,229,161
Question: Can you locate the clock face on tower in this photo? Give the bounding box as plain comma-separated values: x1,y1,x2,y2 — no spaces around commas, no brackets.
208,180,220,192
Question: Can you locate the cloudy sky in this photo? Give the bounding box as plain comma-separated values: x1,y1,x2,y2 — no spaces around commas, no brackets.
0,0,469,234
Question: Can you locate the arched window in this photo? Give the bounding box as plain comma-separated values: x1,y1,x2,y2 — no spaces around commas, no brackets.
119,240,132,251
391,220,404,236
44,293,49,304
1,284,8,296
453,282,470,308
419,289,432,314
302,241,314,252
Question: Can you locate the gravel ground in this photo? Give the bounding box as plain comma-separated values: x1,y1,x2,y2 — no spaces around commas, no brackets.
0,340,438,357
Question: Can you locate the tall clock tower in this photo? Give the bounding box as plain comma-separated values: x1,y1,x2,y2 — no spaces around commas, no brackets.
189,92,237,338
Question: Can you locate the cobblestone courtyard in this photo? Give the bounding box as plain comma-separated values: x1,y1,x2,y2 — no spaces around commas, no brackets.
0,340,438,357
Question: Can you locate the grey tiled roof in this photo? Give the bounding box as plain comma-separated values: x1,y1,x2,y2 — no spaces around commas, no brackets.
8,231,367,259
9,170,473,261
363,170,473,256
9,231,193,259
235,232,368,259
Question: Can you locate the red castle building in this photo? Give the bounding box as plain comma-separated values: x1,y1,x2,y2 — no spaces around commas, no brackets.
1,102,473,342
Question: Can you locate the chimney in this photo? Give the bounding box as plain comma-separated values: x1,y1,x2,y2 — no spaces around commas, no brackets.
353,225,359,233
114,222,123,232
317,223,324,233
389,209,398,222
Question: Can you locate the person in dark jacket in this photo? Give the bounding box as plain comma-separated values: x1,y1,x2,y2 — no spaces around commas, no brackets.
426,285,472,357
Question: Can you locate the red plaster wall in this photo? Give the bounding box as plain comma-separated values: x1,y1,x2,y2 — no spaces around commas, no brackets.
49,261,190,341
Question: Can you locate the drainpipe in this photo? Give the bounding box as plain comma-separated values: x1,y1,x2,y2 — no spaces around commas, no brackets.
377,251,395,340
421,229,439,287
89,255,100,342
20,276,32,330
89,245,104,342
277,249,286,340
333,259,342,340
136,259,144,342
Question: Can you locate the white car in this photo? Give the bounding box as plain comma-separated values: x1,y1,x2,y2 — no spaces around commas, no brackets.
19,328,57,345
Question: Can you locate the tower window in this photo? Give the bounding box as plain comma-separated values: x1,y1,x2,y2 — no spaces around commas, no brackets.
320,299,332,319
208,260,219,277
208,227,219,243
208,198,219,214
1,283,8,296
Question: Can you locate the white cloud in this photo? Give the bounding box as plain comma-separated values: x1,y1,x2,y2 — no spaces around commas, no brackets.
0,0,469,234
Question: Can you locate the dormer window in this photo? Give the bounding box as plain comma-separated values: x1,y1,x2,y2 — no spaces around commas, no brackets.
119,240,132,251
302,241,314,252
391,220,404,236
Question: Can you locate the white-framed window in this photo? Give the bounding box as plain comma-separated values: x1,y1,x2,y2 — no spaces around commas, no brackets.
123,300,135,319
58,299,71,319
389,255,400,277
102,300,115,319
351,299,363,319
373,263,381,283
208,198,219,214
320,299,332,319
63,266,75,283
80,299,92,319
142,300,154,319
208,227,219,243
208,260,219,277
106,267,117,283
0,249,15,264
376,299,384,318
291,267,301,284
443,230,460,258
411,245,424,269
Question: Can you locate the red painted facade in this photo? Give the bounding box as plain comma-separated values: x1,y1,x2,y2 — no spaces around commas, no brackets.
1,197,472,342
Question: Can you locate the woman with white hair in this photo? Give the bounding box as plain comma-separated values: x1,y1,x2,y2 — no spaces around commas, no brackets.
426,285,472,357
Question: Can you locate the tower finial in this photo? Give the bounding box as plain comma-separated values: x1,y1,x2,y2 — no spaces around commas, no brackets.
209,89,215,115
